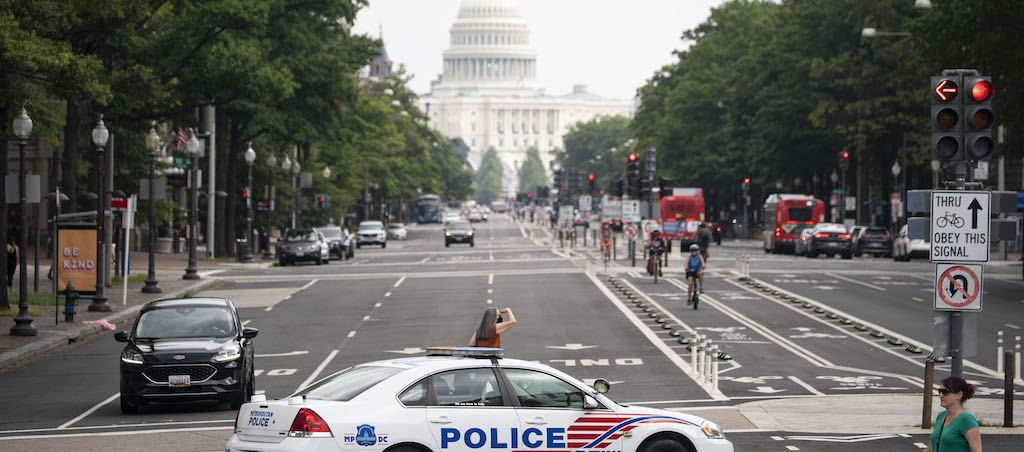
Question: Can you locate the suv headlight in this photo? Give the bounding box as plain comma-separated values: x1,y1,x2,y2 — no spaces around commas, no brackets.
121,349,144,365
213,345,241,362
701,421,725,439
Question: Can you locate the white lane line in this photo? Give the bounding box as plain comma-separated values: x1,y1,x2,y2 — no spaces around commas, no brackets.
384,292,391,297
826,272,886,291
393,276,406,287
487,289,493,294
0,426,233,441
264,306,273,312
297,349,339,391
771,436,785,441
786,446,800,451
912,297,924,302
618,279,696,336
487,299,493,304
488,274,494,285
57,393,120,429
1006,324,1021,330
254,350,309,358
347,331,356,338
374,302,382,308
242,320,252,326
2,419,233,435
914,442,927,449
520,226,528,238
363,316,370,320
300,279,319,290
586,273,727,401
788,376,825,396
419,253,435,263
489,250,494,261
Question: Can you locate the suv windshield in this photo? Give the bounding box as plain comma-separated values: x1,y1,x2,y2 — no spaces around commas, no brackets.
284,231,316,242
135,306,235,339
317,228,341,239
359,223,383,231
294,366,402,401
386,224,404,230
448,222,471,229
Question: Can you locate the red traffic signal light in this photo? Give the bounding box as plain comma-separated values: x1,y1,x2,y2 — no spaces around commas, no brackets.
841,151,849,159
242,189,249,198
628,153,637,162
743,178,750,184
527,193,532,198
971,80,991,101
588,173,595,181
934,79,959,102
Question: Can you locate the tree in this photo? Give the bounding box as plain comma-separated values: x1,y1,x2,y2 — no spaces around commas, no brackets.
517,147,547,193
475,147,503,204
557,115,632,193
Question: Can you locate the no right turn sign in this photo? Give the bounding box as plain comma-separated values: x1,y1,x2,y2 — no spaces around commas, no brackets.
934,263,983,311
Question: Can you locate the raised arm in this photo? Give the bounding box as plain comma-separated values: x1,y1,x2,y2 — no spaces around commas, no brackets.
495,308,517,335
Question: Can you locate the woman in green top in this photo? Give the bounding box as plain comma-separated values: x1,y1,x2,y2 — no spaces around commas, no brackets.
927,375,982,452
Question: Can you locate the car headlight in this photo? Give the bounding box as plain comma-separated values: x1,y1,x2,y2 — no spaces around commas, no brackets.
466,231,473,236
121,349,143,365
213,345,241,362
701,421,725,439
306,245,320,252
446,232,452,236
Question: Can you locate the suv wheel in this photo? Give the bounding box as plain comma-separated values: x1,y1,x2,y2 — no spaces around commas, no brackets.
120,394,138,414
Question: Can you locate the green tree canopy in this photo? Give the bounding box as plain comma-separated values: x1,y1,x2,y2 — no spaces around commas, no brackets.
475,147,503,204
517,147,547,193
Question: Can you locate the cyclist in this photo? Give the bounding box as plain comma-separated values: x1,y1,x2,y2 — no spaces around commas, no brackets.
685,244,705,305
697,222,713,262
600,222,614,265
647,227,666,277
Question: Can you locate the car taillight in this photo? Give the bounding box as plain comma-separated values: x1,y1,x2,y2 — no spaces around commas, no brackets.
775,227,781,237
288,408,332,437
838,234,852,239
813,233,825,238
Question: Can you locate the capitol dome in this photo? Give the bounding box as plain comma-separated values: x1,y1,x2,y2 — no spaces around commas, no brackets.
433,0,541,97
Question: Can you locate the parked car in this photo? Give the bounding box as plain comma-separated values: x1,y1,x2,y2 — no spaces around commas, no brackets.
794,228,816,256
314,226,346,260
468,211,485,222
115,297,257,413
805,223,853,259
386,223,408,240
277,229,330,266
855,226,893,257
893,224,929,261
356,221,387,248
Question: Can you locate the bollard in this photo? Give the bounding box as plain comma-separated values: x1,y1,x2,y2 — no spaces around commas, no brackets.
704,340,713,381
64,281,80,322
997,331,1005,374
711,345,720,392
1005,350,1015,427
923,359,935,429
630,240,636,267
1016,336,1023,385
691,332,699,377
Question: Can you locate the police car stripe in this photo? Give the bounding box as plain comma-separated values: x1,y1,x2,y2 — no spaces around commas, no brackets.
580,416,699,449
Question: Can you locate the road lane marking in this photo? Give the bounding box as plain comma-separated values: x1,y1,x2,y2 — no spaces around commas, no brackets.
786,446,800,451
915,442,927,449
912,297,924,302
300,278,319,290
617,279,696,336
488,289,493,294
772,436,785,441
374,302,382,307
788,376,825,396
419,253,435,263
57,393,120,429
255,350,308,358
220,268,583,283
0,419,233,435
486,299,493,304
520,226,527,238
363,315,370,320
264,306,273,312
0,426,233,441
490,250,494,260
347,330,356,338
586,273,727,400
1006,324,1021,329
297,349,339,391
394,276,406,287
384,292,391,297
242,320,252,326
488,273,494,285
826,273,886,291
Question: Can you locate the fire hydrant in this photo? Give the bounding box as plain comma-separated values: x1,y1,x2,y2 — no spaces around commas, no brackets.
64,282,79,322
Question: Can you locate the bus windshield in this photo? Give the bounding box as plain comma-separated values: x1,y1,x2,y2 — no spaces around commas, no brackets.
788,207,813,222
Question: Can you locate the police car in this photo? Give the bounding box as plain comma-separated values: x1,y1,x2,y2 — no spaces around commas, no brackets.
226,347,732,452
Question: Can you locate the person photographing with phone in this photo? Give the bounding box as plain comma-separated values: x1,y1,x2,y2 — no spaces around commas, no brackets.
469,307,517,347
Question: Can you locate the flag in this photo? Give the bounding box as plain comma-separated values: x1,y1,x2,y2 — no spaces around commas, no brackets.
175,129,190,152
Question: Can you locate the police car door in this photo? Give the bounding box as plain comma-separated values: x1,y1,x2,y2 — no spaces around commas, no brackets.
425,367,519,452
502,368,622,452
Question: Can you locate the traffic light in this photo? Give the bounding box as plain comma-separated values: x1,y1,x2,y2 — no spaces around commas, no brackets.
242,187,251,208
964,76,994,160
613,179,624,197
658,176,674,199
527,192,533,204
626,153,640,198
639,178,652,200
554,170,564,190
837,151,850,172
742,178,750,193
316,194,327,208
931,75,963,161
588,173,595,192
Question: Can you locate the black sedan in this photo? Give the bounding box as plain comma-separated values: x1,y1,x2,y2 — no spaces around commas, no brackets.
115,298,257,413
805,223,853,259
445,220,475,247
855,226,893,257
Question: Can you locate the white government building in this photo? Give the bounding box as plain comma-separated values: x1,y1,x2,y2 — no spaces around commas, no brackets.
417,0,635,193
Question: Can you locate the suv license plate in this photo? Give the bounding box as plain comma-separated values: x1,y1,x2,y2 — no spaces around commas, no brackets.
168,375,191,387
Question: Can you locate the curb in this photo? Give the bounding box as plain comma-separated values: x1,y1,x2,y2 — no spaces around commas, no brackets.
0,277,223,371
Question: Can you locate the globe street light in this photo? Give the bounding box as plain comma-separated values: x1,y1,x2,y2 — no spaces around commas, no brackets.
89,116,111,312
264,153,277,258
142,127,162,293
183,130,200,280
10,105,36,335
322,166,332,224
242,143,256,262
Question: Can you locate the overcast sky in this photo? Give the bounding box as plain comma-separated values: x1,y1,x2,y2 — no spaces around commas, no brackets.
352,0,726,100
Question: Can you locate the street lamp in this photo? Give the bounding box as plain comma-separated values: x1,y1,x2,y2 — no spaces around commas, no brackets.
292,159,301,228
88,116,111,312
322,166,332,224
10,105,36,335
775,179,783,192
242,143,256,262
183,129,200,280
830,170,840,222
142,127,162,293
264,153,277,258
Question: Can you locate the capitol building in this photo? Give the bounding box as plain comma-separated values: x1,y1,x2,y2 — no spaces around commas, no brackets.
417,0,635,193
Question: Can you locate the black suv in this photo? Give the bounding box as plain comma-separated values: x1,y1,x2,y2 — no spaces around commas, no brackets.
855,226,893,257
115,298,257,413
445,221,475,247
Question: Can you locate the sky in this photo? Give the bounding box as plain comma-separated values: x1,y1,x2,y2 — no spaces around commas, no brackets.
351,0,726,100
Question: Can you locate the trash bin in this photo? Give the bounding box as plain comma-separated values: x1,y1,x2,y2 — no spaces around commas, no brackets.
236,239,249,262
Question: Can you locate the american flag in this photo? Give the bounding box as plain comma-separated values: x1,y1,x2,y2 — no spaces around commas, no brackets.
174,129,191,152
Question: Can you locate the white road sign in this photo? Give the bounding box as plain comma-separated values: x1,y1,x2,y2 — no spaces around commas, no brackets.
934,263,983,311
930,190,990,262
622,200,640,217
578,194,592,212
642,219,661,235
622,224,639,240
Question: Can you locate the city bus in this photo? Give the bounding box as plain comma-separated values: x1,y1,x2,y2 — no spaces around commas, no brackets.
413,194,442,223
762,193,826,253
660,188,705,247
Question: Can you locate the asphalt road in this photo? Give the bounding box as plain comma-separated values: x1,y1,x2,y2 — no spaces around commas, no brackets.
0,216,1020,451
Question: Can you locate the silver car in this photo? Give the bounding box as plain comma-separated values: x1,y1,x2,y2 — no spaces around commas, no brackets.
386,223,408,240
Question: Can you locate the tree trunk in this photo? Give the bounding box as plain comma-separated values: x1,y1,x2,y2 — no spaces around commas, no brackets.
62,97,81,213
214,107,229,257
0,94,9,310
224,119,239,256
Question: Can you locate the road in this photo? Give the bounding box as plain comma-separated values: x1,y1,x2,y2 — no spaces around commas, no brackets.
0,216,1020,451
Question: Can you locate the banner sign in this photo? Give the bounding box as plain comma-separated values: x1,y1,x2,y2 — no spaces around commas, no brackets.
57,227,98,293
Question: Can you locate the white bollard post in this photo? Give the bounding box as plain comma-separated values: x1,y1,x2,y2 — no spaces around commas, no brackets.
997,331,1004,374
1015,336,1023,385
735,254,741,273
711,345,720,392
691,332,699,377
704,340,713,382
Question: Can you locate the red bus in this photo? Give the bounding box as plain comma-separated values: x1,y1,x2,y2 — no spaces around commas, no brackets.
660,188,705,246
762,194,825,253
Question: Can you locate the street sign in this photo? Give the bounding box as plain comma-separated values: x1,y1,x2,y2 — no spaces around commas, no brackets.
172,156,192,167
110,197,128,211
974,161,989,180
578,194,592,212
930,190,990,262
623,224,639,240
580,211,590,222
642,219,661,236
934,263,983,311
622,200,640,220
560,220,572,233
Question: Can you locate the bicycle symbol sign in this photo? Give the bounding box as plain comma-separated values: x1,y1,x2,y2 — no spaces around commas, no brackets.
930,190,990,263
935,211,964,228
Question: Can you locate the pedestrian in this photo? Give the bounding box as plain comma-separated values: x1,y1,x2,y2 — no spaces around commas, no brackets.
6,236,17,294
468,307,516,348
927,375,982,452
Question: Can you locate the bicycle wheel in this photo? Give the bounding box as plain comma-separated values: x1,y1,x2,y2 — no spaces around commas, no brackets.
653,259,659,284
952,217,964,228
936,216,948,228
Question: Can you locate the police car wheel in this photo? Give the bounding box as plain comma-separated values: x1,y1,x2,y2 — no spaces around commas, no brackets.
640,438,696,452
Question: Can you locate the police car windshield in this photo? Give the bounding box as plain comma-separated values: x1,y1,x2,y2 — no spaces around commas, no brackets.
135,307,235,339
293,366,402,401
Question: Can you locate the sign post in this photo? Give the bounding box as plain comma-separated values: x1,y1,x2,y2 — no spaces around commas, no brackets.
623,224,639,267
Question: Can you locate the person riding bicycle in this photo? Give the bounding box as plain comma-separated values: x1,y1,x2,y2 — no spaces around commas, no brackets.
647,227,666,276
600,222,614,263
685,244,706,304
697,222,713,261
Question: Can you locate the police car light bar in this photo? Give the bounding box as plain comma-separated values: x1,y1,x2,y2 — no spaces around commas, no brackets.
425,347,504,358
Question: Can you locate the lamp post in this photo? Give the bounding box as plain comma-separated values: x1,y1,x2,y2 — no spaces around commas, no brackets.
282,155,292,228
292,159,301,228
264,153,277,258
891,160,902,229
775,179,783,193
830,170,839,222
322,166,331,224
10,105,37,335
242,143,256,262
812,174,820,199
142,128,162,293
89,116,111,312
182,130,200,280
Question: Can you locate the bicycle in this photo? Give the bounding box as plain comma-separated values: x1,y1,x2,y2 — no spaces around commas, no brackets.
651,248,661,284
935,211,964,228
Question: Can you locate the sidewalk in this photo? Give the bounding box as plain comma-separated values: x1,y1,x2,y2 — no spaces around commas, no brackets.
0,248,274,371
